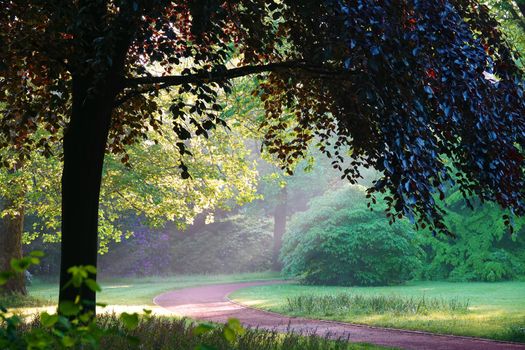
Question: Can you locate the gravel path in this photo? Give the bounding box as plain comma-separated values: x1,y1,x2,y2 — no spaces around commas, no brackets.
153,280,525,350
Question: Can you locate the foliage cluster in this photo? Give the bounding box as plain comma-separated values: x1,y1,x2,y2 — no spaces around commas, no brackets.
281,185,421,286
417,190,525,282
171,215,273,274
281,184,525,284
285,294,470,316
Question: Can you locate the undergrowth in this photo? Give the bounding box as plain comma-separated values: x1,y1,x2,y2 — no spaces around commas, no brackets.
286,294,470,316
16,314,387,350
0,293,51,308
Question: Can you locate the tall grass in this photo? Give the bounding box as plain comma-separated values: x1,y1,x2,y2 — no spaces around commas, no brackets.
0,293,52,308
286,294,470,316
21,314,386,349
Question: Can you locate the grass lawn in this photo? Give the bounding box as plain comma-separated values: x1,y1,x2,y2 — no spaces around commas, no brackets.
1,271,281,315
229,281,525,342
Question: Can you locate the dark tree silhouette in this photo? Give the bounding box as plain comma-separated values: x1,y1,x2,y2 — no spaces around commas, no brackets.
2,0,525,310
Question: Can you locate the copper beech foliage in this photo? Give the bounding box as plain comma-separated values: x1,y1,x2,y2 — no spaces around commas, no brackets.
1,0,525,235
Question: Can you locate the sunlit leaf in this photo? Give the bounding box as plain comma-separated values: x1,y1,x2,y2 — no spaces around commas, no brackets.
59,301,81,316
120,312,139,330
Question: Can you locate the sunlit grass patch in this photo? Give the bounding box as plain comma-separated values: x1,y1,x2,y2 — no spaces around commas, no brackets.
26,271,282,307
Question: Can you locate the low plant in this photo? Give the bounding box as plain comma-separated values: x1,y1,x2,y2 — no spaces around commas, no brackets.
286,294,470,316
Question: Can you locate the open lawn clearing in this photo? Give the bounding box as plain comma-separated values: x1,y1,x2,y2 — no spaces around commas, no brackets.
0,271,281,315
229,281,525,342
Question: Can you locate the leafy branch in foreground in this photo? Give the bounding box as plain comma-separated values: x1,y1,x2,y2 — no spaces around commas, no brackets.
0,253,246,350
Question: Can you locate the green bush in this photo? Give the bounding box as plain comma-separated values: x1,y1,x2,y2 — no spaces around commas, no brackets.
171,214,273,274
280,185,422,286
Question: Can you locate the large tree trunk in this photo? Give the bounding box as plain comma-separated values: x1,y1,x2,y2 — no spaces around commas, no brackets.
58,76,114,311
506,1,525,32
272,186,287,271
516,0,525,18
0,198,26,295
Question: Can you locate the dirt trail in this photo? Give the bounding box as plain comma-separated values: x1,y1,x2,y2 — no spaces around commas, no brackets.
153,280,525,350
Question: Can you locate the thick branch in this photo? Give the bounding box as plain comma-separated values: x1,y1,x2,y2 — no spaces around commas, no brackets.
123,61,346,88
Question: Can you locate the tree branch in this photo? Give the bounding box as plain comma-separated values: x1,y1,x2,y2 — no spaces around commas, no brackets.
123,61,347,88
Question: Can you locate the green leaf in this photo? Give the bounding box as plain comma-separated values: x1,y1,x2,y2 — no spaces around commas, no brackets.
120,312,139,330
59,301,81,316
40,312,59,328
226,318,244,333
78,312,93,323
84,279,101,292
223,327,235,343
29,250,45,258
61,335,75,347
84,265,97,274
194,345,217,350
193,322,216,336
10,257,31,272
56,316,72,330
0,271,13,286
223,318,244,343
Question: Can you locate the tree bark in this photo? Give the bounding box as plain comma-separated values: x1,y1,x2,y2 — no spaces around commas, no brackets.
0,198,26,295
516,0,525,18
58,76,114,311
506,1,525,32
272,186,287,271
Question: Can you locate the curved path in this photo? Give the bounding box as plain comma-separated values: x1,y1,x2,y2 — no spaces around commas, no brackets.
154,281,525,350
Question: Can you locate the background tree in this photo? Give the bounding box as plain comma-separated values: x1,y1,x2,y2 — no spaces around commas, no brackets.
3,1,525,309
0,86,259,294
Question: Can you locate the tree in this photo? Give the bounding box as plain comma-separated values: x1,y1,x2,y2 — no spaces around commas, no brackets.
3,1,525,309
0,87,259,293
0,199,25,295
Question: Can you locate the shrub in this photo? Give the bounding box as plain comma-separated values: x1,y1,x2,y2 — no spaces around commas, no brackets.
171,214,273,274
281,185,422,286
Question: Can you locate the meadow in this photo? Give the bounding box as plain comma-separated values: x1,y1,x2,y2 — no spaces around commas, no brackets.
229,281,525,342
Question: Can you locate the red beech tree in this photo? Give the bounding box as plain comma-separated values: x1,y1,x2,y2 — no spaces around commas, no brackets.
2,0,525,310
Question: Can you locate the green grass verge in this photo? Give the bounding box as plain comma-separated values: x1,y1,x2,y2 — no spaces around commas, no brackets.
229,281,525,342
